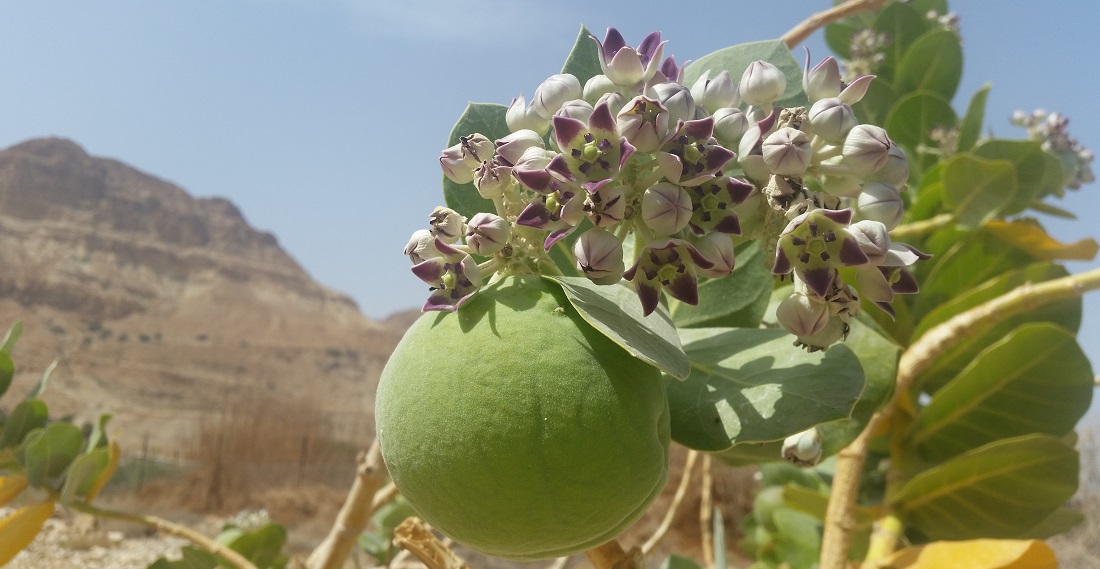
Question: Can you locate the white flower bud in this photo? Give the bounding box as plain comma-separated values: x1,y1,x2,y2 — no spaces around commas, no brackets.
776,292,829,338
690,69,738,111
808,98,857,145
532,74,582,120
762,127,813,177
739,60,786,107
782,427,823,467
404,229,441,264
495,129,545,166
555,98,594,123
649,81,696,126
473,159,512,200
465,212,511,256
843,124,893,177
693,232,735,278
574,228,625,285
506,94,549,135
712,107,751,147
856,181,904,230
617,96,669,153
642,183,693,235
583,74,617,105
803,56,842,103
439,134,494,184
847,220,891,265
871,144,910,189
429,206,466,244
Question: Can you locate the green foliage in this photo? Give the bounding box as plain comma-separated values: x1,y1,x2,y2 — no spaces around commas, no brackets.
560,26,602,86
668,242,772,329
359,496,418,564
683,40,807,108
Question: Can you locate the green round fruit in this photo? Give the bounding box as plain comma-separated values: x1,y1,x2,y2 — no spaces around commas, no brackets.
376,276,670,560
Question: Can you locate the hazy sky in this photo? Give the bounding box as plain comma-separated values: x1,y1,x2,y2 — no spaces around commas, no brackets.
1,1,1097,410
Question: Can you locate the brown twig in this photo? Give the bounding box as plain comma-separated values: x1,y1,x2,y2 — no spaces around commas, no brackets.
585,540,644,569
307,440,389,569
392,517,470,569
642,449,699,555
781,0,889,48
700,454,715,569
818,267,1100,569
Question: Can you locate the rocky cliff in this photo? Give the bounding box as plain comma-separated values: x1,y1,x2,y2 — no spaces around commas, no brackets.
0,138,406,453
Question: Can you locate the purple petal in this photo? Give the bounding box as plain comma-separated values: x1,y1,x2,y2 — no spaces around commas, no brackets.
547,155,577,182
666,272,700,305
839,75,875,105
704,145,736,172
434,238,464,257
553,115,586,149
623,259,640,282
683,242,716,270
799,267,835,297
514,168,553,193
544,226,576,250
772,248,792,275
583,179,614,194
422,295,454,312
516,202,554,229
713,214,742,235
600,28,626,59
890,268,919,294
873,301,896,320
660,56,681,82
838,235,870,266
619,137,636,170
633,280,662,316
637,31,662,63
683,117,715,140
727,178,755,203
411,259,445,284
820,208,854,226
588,102,616,133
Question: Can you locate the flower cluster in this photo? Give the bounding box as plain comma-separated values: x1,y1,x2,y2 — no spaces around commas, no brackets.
406,29,929,351
1012,109,1095,192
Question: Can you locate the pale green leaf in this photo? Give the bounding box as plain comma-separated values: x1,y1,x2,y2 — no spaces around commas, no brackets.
22,422,83,487
940,153,1017,228
896,30,963,99
560,26,601,86
544,276,689,379
957,84,990,152
0,398,48,449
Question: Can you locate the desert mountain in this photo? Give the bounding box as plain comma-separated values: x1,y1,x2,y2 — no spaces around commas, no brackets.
0,137,406,454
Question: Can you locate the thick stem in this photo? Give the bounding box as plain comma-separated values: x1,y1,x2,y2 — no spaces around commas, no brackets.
700,454,715,569
72,503,258,569
888,213,954,241
307,440,388,569
642,450,699,555
818,267,1100,569
781,0,889,48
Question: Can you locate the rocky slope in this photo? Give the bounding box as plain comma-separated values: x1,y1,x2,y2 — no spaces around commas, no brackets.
0,137,406,454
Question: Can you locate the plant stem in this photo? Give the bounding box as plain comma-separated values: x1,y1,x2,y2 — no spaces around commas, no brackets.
392,517,470,569
642,450,699,555
889,213,954,241
700,454,715,569
585,539,642,569
781,0,889,48
72,503,258,569
307,440,388,569
818,266,1100,569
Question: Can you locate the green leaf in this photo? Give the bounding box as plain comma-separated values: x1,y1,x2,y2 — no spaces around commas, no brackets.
682,40,806,108
21,423,83,487
668,241,772,329
0,352,12,401
914,228,1033,320
905,324,1093,466
60,448,110,505
884,91,957,170
442,103,509,219
560,26,601,86
769,509,822,569
85,413,112,453
544,276,689,380
0,321,22,355
24,359,57,400
852,76,897,126
149,546,220,569
664,328,865,451
660,555,703,569
892,435,1078,540
957,84,990,152
896,30,963,100
824,23,857,59
783,484,877,527
0,398,48,449
220,523,287,569
908,0,948,15
1029,200,1076,219
973,140,1061,214
940,153,1017,229
1015,508,1084,539
714,440,783,466
871,2,931,83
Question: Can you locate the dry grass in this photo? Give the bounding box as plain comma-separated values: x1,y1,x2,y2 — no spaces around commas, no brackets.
1050,431,1100,567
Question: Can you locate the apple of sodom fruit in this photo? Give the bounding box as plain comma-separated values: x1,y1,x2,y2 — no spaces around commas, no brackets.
376,276,670,560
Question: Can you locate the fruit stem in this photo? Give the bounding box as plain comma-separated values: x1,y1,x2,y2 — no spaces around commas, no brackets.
306,440,389,569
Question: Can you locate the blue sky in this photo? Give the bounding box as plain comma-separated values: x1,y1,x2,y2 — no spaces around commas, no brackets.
1,1,1097,410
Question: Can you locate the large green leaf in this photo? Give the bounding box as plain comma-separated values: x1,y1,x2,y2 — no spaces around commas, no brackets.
871,2,931,83
544,276,689,379
940,153,1017,229
0,321,22,355
1015,508,1085,539
892,435,1078,540
682,40,806,109
149,546,220,569
0,398,48,449
824,22,857,59
914,228,1032,319
895,30,963,100
957,84,990,152
560,26,601,86
0,352,12,401
442,103,509,220
60,448,110,505
220,523,288,569
668,241,772,329
905,324,1093,465
884,91,956,172
852,76,898,127
664,328,865,451
20,423,83,487
973,140,1062,214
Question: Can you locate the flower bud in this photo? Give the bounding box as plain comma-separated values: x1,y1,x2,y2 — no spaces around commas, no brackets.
739,60,786,107
439,133,493,185
856,181,904,230
843,124,893,177
583,181,627,227
429,206,466,244
495,129,545,166
532,74,583,120
690,69,738,111
512,146,556,193
473,158,513,200
574,228,625,285
803,54,843,103
781,427,823,467
465,212,511,256
795,315,849,351
692,232,735,278
595,91,627,117
404,229,441,264
762,127,812,177
642,182,693,235
819,174,864,198
649,81,696,126
808,98,857,144
847,220,891,265
712,107,751,147
555,98,594,123
776,292,829,338
583,74,617,105
871,144,909,189
617,96,668,153
506,94,549,135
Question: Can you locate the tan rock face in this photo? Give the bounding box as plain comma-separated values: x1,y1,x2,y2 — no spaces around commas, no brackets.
0,137,407,454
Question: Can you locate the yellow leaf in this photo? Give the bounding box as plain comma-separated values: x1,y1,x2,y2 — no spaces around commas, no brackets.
987,219,1099,261
85,439,121,503
0,500,55,566
0,475,28,508
878,538,1056,569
